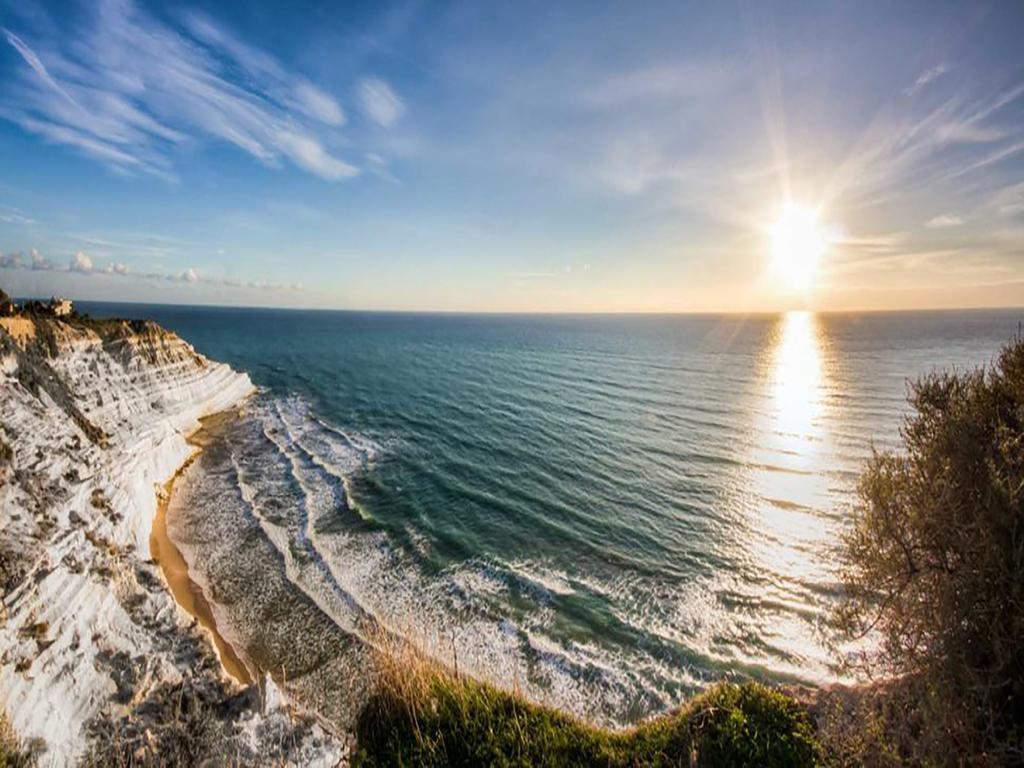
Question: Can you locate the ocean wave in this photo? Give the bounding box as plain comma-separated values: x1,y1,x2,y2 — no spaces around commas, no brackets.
168,389,856,730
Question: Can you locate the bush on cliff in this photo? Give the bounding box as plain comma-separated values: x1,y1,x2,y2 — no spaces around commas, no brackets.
836,334,1024,761
352,638,820,767
0,711,33,768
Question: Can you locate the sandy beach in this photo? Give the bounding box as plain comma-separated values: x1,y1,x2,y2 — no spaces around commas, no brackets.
150,409,253,687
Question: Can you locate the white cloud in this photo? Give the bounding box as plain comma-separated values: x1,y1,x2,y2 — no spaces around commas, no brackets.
2,29,79,108
70,250,93,272
925,215,964,228
294,82,346,126
31,248,55,270
358,78,405,127
277,130,357,179
934,122,1007,144
1,5,358,181
183,12,347,128
1,244,301,292
906,63,952,94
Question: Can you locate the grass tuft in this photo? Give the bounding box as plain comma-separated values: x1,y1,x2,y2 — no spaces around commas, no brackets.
0,711,34,768
352,635,820,767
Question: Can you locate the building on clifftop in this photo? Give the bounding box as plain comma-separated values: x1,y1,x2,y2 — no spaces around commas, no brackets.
50,297,73,317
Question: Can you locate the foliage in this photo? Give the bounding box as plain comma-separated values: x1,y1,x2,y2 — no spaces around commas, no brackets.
690,683,821,768
0,712,33,768
78,678,237,768
836,335,1024,761
352,637,819,767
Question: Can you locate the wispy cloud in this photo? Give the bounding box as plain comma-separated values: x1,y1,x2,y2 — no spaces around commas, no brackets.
68,232,183,260
987,181,1024,219
0,2,362,180
0,205,36,225
358,78,405,127
905,62,952,95
182,12,347,128
925,214,964,228
821,80,1024,212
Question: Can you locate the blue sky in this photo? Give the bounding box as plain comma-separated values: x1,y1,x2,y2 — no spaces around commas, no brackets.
1,0,1023,311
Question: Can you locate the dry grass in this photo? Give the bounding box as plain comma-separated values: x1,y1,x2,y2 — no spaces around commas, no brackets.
0,711,34,768
79,675,246,768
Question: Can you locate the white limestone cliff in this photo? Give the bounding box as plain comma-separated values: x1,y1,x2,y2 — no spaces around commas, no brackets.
0,313,342,766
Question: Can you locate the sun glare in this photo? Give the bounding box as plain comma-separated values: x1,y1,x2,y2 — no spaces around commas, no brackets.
770,202,826,292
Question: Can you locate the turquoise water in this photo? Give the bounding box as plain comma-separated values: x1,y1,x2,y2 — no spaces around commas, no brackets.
83,304,1022,723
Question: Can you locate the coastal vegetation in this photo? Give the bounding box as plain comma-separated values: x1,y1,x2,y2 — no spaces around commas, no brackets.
352,633,820,767
79,672,249,768
828,335,1024,763
0,711,33,767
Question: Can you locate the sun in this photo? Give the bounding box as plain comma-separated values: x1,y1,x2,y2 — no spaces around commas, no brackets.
770,201,826,292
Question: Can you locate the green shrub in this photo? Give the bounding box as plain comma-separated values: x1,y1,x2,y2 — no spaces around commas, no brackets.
836,335,1024,761
352,640,819,767
689,683,821,768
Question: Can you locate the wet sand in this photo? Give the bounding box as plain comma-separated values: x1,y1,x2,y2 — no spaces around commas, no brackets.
150,410,253,686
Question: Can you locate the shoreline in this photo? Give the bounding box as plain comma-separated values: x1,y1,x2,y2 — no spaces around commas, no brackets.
0,311,350,765
149,409,253,687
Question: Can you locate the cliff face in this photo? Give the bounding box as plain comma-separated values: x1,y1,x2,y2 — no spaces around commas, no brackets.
0,314,256,763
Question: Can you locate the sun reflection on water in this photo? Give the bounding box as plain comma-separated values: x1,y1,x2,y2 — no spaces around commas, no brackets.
715,310,841,677
748,310,836,611
768,310,825,460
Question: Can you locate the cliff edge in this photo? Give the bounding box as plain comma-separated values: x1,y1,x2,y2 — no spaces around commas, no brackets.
0,310,341,766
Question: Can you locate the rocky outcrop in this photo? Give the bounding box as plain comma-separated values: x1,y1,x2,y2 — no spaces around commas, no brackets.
0,313,342,766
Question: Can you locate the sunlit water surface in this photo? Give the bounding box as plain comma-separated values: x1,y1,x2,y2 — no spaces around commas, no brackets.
81,304,1021,726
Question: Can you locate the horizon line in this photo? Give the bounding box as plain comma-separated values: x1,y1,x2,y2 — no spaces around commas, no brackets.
14,294,1024,318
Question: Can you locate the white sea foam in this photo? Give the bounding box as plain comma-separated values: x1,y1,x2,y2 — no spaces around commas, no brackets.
167,394,723,727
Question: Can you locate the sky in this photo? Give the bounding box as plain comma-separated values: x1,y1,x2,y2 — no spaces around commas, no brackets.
1,0,1023,312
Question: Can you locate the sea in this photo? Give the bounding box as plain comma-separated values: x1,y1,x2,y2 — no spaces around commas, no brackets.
79,303,1023,726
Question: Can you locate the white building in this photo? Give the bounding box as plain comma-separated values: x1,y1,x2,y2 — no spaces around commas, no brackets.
51,298,73,317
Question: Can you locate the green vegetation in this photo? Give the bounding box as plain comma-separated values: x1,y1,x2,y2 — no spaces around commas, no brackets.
353,639,820,767
834,334,1024,763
